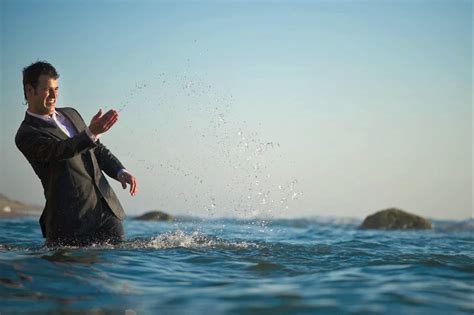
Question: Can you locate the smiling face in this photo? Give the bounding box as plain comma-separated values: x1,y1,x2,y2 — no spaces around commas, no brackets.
26,74,59,115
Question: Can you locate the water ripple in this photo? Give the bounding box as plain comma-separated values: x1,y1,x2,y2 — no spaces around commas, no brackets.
0,218,472,314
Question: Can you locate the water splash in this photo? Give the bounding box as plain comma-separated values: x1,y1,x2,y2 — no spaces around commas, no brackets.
113,49,303,221
135,230,257,249
117,81,151,113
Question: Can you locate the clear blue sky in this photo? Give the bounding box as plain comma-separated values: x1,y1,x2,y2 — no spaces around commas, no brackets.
1,0,472,220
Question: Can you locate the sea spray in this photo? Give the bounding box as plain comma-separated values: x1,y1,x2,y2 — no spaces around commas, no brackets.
112,52,303,224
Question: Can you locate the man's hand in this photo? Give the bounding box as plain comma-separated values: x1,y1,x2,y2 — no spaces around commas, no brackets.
89,109,119,136
118,171,138,197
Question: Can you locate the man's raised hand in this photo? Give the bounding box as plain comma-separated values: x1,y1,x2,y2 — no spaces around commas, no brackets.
89,109,119,136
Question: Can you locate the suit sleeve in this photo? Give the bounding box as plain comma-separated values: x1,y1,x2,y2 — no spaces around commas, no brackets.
15,127,97,162
63,107,126,179
93,140,125,180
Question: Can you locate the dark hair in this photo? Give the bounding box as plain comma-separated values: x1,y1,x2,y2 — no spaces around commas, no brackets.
22,61,59,100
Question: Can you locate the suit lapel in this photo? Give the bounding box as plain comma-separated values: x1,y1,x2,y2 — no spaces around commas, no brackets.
57,108,84,134
24,113,68,140
46,126,69,140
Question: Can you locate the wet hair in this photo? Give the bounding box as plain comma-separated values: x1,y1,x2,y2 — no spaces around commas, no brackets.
22,61,59,100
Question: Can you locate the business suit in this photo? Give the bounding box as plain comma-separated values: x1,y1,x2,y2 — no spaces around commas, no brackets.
15,107,126,245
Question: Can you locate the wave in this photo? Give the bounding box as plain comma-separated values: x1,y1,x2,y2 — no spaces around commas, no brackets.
125,230,258,250
432,218,474,232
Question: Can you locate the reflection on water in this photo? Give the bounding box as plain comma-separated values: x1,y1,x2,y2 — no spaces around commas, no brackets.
41,249,101,265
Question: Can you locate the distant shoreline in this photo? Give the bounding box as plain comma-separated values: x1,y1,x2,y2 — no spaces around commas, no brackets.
0,208,41,219
0,193,42,219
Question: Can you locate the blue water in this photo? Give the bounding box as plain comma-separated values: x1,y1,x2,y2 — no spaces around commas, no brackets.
0,217,473,314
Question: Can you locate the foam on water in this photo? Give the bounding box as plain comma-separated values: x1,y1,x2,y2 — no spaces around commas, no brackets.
126,230,258,250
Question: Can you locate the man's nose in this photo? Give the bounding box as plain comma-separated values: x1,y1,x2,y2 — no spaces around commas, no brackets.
48,89,58,99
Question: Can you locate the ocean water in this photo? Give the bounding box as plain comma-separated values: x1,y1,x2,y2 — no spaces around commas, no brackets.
0,217,473,315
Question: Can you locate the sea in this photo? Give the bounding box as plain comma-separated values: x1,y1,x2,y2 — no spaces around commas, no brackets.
0,216,473,315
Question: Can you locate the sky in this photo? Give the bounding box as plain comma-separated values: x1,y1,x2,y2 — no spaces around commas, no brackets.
0,0,472,220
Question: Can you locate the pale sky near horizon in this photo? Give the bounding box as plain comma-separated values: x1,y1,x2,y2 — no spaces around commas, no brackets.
0,0,472,220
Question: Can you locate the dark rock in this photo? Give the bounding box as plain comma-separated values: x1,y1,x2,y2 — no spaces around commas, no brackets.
360,208,432,230
134,211,173,221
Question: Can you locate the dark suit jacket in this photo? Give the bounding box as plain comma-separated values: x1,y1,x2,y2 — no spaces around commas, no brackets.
15,107,126,240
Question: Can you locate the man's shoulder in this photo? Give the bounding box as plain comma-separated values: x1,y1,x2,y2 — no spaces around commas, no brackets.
58,107,81,117
16,120,34,133
16,113,37,133
15,118,40,146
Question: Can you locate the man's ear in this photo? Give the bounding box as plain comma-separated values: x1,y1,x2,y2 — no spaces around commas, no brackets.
25,84,35,98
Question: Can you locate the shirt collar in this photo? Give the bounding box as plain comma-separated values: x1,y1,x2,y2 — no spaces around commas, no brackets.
26,110,61,122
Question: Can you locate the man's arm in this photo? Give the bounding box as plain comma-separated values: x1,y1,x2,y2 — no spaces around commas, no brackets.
90,109,138,196
87,108,124,176
93,141,125,179
15,127,96,162
16,108,119,162
93,145,138,196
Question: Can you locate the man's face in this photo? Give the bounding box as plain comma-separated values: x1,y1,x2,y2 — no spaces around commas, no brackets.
26,74,59,115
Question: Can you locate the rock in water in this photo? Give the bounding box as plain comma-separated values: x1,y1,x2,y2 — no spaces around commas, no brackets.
134,211,173,221
360,208,432,230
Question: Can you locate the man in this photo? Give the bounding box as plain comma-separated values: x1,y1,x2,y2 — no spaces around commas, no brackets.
15,61,138,246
